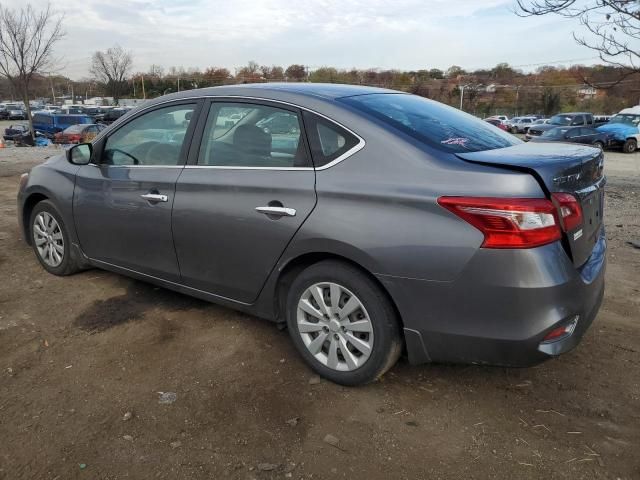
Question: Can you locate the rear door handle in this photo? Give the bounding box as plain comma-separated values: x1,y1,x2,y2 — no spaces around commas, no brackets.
141,193,168,203
255,206,296,217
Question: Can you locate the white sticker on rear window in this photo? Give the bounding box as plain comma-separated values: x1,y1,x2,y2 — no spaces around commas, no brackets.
441,137,469,147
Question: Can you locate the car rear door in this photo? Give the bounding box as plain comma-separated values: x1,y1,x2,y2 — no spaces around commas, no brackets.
172,99,316,303
73,100,202,281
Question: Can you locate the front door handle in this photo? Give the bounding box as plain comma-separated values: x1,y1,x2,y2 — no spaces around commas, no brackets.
141,193,168,203
255,206,296,217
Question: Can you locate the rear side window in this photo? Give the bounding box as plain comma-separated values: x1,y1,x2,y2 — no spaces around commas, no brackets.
302,111,360,167
198,102,310,168
340,93,520,153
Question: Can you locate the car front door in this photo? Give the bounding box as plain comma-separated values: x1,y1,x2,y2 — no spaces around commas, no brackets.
172,100,316,303
73,101,201,281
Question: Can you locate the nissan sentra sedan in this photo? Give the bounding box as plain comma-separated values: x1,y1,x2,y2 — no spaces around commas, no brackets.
17,83,606,386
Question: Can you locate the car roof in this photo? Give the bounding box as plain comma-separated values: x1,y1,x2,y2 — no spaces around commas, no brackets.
619,106,640,115
142,82,401,108
555,112,591,115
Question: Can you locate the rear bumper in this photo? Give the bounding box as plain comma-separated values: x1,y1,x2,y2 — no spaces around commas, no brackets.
378,228,606,367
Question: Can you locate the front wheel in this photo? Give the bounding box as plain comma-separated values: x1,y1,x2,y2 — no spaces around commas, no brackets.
286,260,402,386
30,200,82,276
593,141,604,150
623,138,637,153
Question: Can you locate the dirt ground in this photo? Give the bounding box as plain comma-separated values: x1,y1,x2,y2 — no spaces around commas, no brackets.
0,131,639,479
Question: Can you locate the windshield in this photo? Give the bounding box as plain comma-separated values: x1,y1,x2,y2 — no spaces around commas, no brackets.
541,127,570,138
609,114,640,126
548,115,573,126
340,93,520,153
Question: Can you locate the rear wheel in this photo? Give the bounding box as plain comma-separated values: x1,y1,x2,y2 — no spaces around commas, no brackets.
286,260,402,386
623,138,637,153
30,200,82,276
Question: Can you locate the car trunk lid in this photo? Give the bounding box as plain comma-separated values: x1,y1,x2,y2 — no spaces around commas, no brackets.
456,142,605,267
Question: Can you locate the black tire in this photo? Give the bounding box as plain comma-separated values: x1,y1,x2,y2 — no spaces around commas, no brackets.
593,141,604,150
29,200,82,276
511,127,518,134
623,138,637,154
286,260,402,386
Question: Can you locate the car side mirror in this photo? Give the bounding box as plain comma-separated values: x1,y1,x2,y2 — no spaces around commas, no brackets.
67,143,92,165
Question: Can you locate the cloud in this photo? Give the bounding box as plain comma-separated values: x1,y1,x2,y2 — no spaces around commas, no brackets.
1,0,595,79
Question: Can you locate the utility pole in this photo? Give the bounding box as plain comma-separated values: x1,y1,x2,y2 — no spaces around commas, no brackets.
459,85,467,110
49,73,56,104
177,77,180,92
141,75,146,99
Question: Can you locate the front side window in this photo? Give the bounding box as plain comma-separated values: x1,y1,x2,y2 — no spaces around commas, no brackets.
340,93,519,153
103,104,195,166
198,102,309,168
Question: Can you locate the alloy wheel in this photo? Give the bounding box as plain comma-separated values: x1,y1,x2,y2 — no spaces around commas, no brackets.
296,282,374,372
33,212,64,267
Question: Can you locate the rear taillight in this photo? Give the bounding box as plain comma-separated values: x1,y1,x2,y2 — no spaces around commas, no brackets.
437,196,561,249
551,193,583,232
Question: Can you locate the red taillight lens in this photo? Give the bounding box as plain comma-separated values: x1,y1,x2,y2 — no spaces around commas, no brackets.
438,196,561,249
551,193,582,232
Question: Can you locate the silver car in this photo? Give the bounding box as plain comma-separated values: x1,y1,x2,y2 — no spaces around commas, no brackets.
17,84,606,385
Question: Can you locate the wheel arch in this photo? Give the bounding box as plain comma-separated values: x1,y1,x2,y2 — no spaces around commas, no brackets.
273,251,406,334
21,191,50,245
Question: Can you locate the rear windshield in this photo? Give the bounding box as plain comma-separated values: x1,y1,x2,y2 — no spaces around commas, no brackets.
340,93,520,153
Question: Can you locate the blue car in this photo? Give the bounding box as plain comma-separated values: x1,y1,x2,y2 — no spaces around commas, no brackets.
31,112,93,139
597,107,640,153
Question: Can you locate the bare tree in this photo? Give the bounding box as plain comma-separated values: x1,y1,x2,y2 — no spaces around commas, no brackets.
515,1,640,79
0,3,64,141
90,45,133,105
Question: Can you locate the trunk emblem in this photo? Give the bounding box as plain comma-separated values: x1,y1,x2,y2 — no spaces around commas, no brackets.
553,173,581,185
573,229,583,241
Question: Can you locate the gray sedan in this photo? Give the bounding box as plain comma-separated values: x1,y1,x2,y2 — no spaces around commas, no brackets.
17,83,606,385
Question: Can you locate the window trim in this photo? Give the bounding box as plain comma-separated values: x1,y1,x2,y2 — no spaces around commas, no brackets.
89,95,364,171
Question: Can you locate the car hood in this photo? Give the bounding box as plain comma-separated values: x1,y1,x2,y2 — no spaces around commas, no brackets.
596,123,639,139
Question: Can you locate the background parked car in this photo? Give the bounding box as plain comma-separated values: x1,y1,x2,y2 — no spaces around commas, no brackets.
484,118,510,131
596,106,640,153
3,124,31,142
526,112,595,139
32,112,94,139
529,126,609,148
510,116,536,133
8,107,26,120
53,124,106,144
96,108,128,125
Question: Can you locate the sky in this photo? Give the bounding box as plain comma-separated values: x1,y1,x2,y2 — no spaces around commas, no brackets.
3,0,610,80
